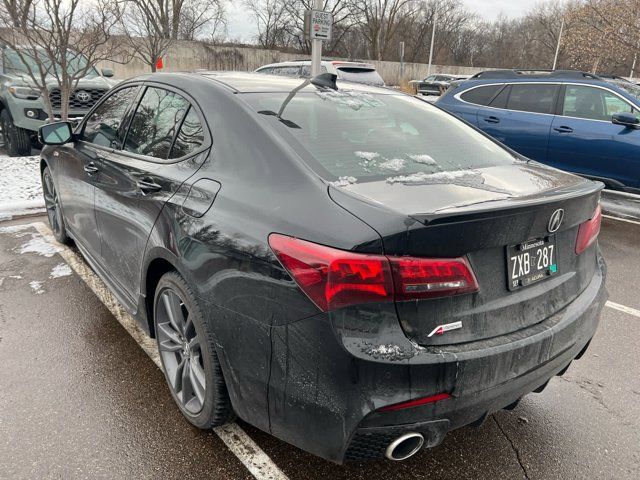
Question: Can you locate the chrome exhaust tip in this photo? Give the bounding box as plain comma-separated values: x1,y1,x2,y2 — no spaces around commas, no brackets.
385,432,425,461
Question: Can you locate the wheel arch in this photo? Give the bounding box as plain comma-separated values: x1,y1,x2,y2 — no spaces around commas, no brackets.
141,247,185,338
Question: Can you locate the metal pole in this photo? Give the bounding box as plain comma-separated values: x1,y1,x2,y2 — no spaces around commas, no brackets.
427,1,438,76
311,0,323,77
552,18,564,71
631,47,638,79
399,41,405,80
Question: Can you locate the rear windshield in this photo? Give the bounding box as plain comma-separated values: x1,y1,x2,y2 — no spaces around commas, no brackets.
244,90,519,183
336,68,385,86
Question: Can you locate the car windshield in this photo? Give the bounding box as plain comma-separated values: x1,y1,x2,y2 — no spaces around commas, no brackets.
245,88,519,183
611,80,640,103
336,68,384,86
3,48,98,77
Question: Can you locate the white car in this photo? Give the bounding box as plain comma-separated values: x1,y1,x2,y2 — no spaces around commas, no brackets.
255,60,385,86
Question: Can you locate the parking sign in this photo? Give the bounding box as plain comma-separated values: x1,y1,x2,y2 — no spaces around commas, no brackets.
305,9,333,41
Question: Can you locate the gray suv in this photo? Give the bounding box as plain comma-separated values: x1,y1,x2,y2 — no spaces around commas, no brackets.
0,46,115,156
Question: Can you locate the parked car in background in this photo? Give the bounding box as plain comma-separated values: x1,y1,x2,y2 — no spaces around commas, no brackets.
0,45,114,156
410,73,470,96
38,71,606,464
436,70,640,193
255,60,385,86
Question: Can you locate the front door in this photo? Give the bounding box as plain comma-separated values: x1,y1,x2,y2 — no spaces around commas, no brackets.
54,142,102,257
57,85,141,257
547,84,640,188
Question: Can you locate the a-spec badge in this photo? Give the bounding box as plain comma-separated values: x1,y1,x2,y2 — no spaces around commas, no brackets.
428,321,463,337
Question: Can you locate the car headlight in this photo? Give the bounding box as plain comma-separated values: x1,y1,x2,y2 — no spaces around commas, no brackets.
8,86,40,100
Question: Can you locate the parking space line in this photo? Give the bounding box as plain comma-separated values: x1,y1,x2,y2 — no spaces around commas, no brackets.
606,301,640,319
602,214,640,226
31,222,289,480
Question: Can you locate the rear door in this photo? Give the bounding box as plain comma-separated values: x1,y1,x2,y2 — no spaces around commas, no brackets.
548,84,640,188
476,82,559,161
58,85,140,258
93,85,209,305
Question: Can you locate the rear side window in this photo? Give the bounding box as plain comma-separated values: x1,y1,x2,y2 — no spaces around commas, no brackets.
460,85,502,106
82,86,139,147
169,107,205,159
336,68,384,86
562,85,639,121
506,84,558,114
124,87,190,159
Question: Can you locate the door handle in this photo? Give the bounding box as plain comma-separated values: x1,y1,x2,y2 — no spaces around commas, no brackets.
483,116,500,124
553,126,574,133
137,177,162,195
84,163,99,175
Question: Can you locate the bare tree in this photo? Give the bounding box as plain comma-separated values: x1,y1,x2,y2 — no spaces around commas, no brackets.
179,0,227,41
121,0,174,72
350,0,418,61
563,0,637,73
244,0,290,49
0,0,122,120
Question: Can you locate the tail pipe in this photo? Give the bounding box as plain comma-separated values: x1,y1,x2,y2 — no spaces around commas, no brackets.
385,432,425,461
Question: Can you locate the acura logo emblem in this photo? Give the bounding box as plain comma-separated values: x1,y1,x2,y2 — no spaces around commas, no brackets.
548,209,565,233
75,90,91,103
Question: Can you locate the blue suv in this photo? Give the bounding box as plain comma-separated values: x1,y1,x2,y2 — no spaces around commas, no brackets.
436,70,640,193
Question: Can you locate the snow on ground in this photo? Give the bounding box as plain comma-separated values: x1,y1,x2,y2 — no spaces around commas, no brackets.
19,235,62,257
0,153,44,220
50,263,72,278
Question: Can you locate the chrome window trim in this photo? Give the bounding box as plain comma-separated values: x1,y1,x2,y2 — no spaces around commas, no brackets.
453,81,640,123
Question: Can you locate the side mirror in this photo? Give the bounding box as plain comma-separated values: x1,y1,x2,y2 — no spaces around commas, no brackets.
101,67,114,78
612,112,640,128
39,121,73,145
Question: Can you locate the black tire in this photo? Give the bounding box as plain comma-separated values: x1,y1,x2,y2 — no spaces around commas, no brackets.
41,166,71,244
1,109,32,157
154,271,235,428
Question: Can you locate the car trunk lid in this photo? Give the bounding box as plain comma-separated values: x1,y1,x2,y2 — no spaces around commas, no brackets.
329,163,603,345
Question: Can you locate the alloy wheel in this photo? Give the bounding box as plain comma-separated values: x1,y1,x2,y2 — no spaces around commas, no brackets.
156,288,206,415
42,171,63,236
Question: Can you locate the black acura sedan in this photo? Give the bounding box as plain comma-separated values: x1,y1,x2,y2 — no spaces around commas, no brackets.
38,72,607,464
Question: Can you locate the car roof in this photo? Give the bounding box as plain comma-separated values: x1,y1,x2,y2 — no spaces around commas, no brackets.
257,60,376,69
128,71,392,94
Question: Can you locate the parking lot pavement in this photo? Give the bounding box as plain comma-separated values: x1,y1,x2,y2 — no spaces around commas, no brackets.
1,216,639,480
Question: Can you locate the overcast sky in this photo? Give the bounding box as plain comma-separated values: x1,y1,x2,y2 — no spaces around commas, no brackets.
226,0,547,42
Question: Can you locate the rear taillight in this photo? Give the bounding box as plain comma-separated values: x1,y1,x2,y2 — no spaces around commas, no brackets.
269,234,479,312
391,257,478,301
268,234,393,311
575,205,602,255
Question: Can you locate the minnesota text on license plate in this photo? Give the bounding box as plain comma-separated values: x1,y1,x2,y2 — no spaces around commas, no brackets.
507,236,558,291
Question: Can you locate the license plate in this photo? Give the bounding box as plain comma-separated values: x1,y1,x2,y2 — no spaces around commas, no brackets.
507,236,558,291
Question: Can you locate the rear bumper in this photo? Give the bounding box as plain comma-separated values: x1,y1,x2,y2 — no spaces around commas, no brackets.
267,253,607,463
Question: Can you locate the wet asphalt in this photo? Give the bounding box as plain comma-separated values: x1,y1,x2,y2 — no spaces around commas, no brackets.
0,214,639,480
